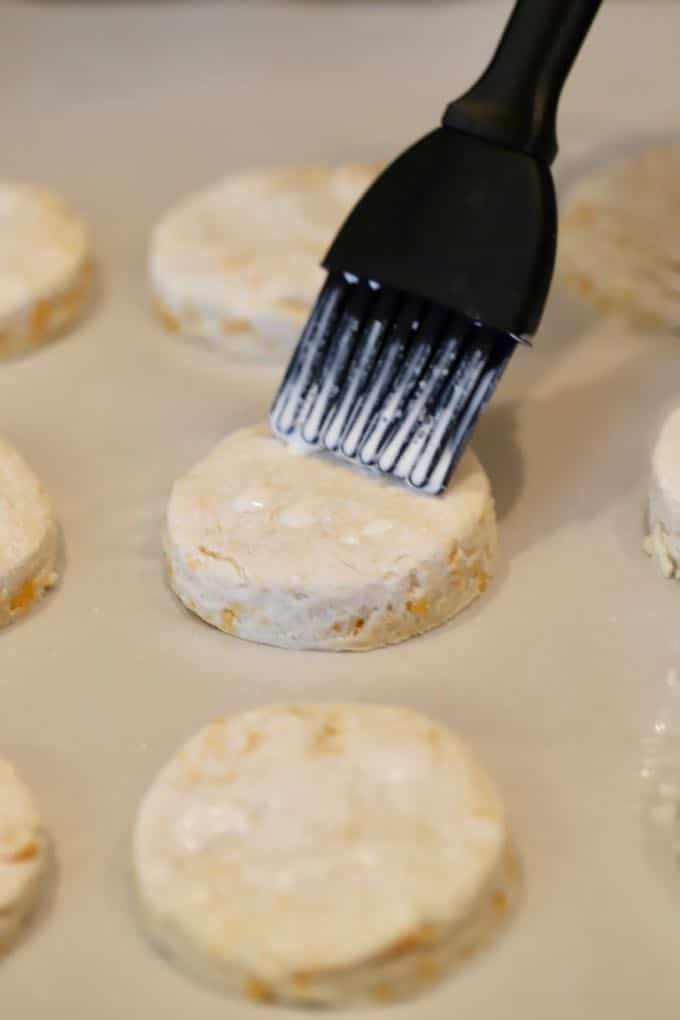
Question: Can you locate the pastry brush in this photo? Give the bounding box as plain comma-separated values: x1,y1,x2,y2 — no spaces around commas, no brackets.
271,0,602,494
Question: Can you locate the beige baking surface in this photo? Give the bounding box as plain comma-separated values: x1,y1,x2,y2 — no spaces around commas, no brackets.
2,2,680,1017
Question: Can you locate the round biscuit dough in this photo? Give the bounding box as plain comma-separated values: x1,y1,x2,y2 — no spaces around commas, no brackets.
149,164,377,360
0,757,47,953
645,406,680,578
0,437,58,627
133,704,514,1007
559,143,680,328
0,181,93,358
164,424,496,650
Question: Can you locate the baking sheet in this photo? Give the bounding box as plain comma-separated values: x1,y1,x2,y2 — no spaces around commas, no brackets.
2,2,680,1017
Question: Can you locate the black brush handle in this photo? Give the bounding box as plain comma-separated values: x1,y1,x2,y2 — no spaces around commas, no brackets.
443,0,602,164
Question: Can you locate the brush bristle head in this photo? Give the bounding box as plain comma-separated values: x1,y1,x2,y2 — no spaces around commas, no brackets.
270,272,516,495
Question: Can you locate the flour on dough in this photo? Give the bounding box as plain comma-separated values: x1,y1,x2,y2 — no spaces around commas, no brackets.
0,757,48,952
560,144,680,328
149,164,377,360
0,437,58,626
133,703,515,1007
0,181,93,358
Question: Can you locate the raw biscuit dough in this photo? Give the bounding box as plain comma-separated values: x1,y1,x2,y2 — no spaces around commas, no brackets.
133,703,515,1007
0,181,93,358
149,164,376,360
560,143,680,327
0,437,58,626
0,757,47,952
164,423,496,650
645,406,680,577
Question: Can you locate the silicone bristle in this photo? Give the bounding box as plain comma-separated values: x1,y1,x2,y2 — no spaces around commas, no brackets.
270,274,517,494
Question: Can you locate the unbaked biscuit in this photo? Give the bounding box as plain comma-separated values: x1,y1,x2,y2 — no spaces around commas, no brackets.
164,423,496,650
133,704,515,1007
0,437,58,627
149,165,376,360
0,181,93,358
560,144,680,328
645,406,680,577
0,757,47,953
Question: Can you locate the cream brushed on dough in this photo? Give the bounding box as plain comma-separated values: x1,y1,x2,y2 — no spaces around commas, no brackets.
164,423,496,650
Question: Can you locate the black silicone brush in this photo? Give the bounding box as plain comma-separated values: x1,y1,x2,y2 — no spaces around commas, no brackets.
270,0,602,495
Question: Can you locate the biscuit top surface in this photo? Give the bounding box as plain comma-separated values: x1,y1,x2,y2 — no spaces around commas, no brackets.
134,703,506,976
0,437,53,579
166,424,491,590
0,182,88,320
150,165,375,316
